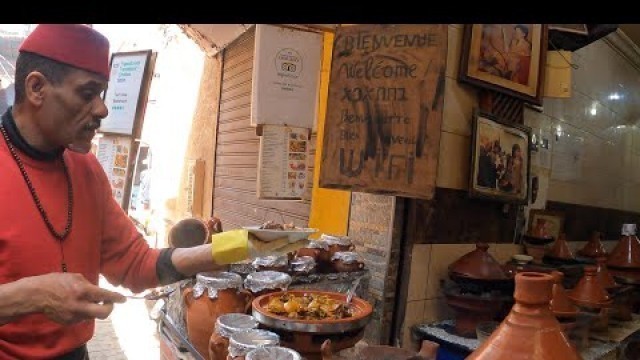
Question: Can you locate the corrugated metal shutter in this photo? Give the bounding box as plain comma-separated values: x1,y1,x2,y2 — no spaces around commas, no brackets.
213,27,315,230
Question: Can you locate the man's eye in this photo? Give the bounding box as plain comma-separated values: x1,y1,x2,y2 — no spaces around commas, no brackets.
81,91,97,101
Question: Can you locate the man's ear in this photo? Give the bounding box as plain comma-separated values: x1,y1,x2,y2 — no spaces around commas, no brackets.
24,72,48,107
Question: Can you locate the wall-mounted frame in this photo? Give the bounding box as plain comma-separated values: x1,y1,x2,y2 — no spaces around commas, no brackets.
470,110,532,203
549,24,589,36
459,24,548,106
100,50,153,136
528,209,565,240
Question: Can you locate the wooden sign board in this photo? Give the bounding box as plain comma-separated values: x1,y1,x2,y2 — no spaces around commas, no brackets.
319,24,448,199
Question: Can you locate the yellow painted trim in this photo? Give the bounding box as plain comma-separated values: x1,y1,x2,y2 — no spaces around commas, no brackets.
308,32,351,238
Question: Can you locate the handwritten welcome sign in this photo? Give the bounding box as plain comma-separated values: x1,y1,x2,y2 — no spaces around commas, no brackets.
319,24,448,199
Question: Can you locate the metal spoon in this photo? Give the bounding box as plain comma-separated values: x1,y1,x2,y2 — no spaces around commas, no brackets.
345,277,361,306
125,286,176,300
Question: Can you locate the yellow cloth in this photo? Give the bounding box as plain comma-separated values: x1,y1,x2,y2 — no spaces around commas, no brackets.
211,229,250,265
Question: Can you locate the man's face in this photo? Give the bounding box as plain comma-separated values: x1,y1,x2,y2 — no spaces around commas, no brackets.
39,69,108,153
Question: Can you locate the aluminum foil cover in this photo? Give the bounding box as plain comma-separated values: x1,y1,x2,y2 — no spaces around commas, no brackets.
244,271,292,293
252,255,289,269
306,240,329,250
320,233,352,246
228,329,280,357
331,251,362,264
246,346,302,360
290,256,316,273
192,271,243,299
215,313,259,339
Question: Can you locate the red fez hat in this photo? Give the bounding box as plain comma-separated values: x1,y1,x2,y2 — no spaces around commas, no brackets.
19,24,110,79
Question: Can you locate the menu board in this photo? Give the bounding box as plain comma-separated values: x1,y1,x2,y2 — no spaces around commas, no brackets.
100,51,151,135
319,24,448,200
95,135,132,207
251,24,323,130
257,125,309,199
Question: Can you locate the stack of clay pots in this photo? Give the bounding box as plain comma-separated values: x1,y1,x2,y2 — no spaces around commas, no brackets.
443,243,514,338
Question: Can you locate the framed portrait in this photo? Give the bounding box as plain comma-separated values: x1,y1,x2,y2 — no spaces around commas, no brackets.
470,110,531,203
528,209,565,240
459,24,548,105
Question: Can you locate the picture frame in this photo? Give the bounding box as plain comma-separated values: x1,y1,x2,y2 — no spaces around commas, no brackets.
548,24,589,36
459,24,548,106
469,110,531,203
528,209,565,240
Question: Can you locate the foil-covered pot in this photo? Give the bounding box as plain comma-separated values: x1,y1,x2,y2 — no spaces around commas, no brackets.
228,329,280,358
331,251,365,273
215,313,259,339
319,234,353,247
192,271,244,299
244,271,292,295
331,251,363,264
246,346,302,360
290,256,316,275
252,255,290,272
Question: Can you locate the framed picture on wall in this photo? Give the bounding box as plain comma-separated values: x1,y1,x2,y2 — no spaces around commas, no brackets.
528,209,565,240
459,24,548,105
470,110,532,203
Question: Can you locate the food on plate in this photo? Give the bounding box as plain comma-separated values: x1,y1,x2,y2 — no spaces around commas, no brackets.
259,220,299,231
266,292,353,320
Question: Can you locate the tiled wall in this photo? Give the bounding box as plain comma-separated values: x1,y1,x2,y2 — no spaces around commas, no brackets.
528,33,640,212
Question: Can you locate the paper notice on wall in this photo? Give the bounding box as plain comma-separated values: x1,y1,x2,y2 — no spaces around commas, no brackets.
95,134,132,207
257,125,309,200
251,24,323,130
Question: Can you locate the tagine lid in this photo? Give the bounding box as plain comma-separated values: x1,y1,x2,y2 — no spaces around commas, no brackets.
577,231,607,258
448,243,508,281
549,271,578,318
547,233,575,260
607,224,640,269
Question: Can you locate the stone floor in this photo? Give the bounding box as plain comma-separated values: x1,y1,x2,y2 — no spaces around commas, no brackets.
87,277,161,359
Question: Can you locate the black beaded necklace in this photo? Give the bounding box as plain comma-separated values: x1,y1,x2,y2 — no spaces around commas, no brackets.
0,124,72,272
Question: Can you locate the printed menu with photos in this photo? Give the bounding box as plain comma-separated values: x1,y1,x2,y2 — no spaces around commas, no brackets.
258,125,309,200
95,135,132,207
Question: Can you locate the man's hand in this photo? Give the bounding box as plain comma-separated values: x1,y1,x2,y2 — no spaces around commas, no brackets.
26,273,126,325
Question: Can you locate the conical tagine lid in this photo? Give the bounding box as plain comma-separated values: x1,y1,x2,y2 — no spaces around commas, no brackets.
466,272,581,360
448,243,508,281
548,233,574,260
607,224,640,269
577,231,607,258
549,271,578,318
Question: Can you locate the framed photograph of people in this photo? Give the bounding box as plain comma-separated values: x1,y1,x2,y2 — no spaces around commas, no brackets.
470,110,531,203
459,24,548,105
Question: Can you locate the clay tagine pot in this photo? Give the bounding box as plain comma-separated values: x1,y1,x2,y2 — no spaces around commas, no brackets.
466,272,581,360
442,283,510,338
595,256,618,290
568,266,612,309
607,224,640,270
549,271,578,319
547,233,575,260
577,231,607,258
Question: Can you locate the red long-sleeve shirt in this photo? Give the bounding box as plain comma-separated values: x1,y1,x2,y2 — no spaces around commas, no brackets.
0,136,161,359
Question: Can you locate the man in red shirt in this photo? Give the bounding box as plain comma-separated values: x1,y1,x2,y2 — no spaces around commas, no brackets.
0,24,294,359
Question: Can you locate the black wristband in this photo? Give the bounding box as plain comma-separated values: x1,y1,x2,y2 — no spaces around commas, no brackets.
156,248,188,285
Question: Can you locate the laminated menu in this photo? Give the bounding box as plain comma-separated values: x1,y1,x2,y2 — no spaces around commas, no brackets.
257,125,310,200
